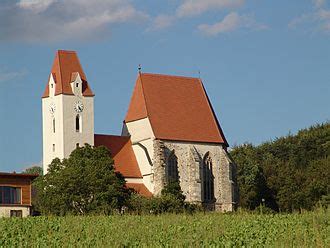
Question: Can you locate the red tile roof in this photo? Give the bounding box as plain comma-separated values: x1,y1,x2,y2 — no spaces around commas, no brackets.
42,50,94,98
0,172,38,179
125,73,228,146
94,134,142,178
126,183,153,197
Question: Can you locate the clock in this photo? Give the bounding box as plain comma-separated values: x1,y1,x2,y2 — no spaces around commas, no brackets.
49,103,56,114
74,101,84,113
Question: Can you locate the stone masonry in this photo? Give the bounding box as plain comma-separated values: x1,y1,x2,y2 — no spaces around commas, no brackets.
152,139,238,211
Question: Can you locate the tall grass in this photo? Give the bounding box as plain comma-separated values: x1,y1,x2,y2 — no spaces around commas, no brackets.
0,209,328,247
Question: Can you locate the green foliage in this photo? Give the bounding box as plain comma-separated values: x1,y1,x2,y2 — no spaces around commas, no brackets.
128,182,199,214
231,122,330,212
161,181,186,203
0,210,328,247
33,144,130,215
22,166,43,176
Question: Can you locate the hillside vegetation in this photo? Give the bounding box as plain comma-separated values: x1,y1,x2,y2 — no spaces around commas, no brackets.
230,122,330,212
0,210,328,247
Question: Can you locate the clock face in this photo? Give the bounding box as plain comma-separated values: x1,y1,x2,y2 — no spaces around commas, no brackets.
74,101,84,113
49,103,56,114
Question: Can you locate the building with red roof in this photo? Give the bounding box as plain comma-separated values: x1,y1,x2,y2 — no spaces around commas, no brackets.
42,50,237,210
0,172,38,217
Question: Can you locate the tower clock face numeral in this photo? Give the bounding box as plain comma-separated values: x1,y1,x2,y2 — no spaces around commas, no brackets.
49,103,56,114
74,101,84,113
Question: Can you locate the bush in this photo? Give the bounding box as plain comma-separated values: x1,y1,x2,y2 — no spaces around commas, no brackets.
128,182,200,214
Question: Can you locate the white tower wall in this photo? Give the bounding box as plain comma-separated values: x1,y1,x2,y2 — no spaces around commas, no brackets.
42,77,94,174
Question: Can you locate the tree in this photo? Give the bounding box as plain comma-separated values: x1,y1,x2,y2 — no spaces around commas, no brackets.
22,166,43,176
230,122,330,212
34,144,131,215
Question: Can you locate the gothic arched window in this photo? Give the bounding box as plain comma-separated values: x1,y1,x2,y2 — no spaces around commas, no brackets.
167,152,179,182
75,115,80,132
203,152,214,202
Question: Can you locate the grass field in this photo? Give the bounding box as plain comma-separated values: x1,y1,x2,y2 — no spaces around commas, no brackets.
0,209,328,247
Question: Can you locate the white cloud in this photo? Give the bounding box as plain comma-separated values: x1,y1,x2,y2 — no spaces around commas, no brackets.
318,8,330,19
177,0,245,17
289,1,330,34
17,0,57,13
198,12,267,36
313,0,326,8
148,15,175,31
147,0,246,31
0,68,28,83
0,0,148,42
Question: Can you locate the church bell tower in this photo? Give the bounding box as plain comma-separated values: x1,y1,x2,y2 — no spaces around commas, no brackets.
42,50,94,174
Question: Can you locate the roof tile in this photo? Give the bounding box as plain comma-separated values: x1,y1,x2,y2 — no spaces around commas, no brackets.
94,134,142,178
126,183,152,197
42,50,94,98
125,73,228,145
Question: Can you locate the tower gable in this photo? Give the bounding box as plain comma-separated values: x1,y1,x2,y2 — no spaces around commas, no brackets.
42,50,94,98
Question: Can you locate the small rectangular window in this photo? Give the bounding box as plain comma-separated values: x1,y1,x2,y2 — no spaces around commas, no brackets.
76,83,79,87
10,210,22,217
52,144,55,152
76,143,79,148
51,84,53,88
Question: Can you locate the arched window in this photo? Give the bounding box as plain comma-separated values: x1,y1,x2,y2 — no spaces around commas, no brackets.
203,153,214,202
75,115,80,132
52,118,55,133
167,152,179,182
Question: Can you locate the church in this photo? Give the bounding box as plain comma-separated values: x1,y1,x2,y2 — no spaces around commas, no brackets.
42,50,238,211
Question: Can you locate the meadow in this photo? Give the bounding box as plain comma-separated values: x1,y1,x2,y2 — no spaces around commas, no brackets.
0,209,328,247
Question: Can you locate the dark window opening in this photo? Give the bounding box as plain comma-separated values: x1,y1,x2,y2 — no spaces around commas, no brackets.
76,83,79,87
76,115,80,132
0,186,21,204
53,118,55,133
52,144,55,152
203,153,214,203
167,153,179,182
76,143,79,148
10,210,22,217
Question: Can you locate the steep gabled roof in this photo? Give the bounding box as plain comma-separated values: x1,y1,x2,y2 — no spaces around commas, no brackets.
94,134,142,178
42,50,94,98
125,73,228,146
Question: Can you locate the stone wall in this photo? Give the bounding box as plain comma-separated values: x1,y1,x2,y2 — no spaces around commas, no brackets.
154,140,237,212
152,140,166,196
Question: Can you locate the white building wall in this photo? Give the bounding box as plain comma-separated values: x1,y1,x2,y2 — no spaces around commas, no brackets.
0,206,30,218
124,118,155,192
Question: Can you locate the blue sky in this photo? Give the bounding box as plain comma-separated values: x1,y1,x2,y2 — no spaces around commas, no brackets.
0,0,329,172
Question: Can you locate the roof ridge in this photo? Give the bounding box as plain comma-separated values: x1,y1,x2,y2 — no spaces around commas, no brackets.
139,73,157,137
141,72,200,81
139,73,149,117
57,50,77,54
199,79,229,147
95,134,130,139
57,51,63,91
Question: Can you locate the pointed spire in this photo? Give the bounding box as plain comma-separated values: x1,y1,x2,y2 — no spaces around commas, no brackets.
42,50,94,98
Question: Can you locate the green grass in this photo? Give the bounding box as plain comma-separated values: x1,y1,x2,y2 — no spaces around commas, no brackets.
0,209,329,247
